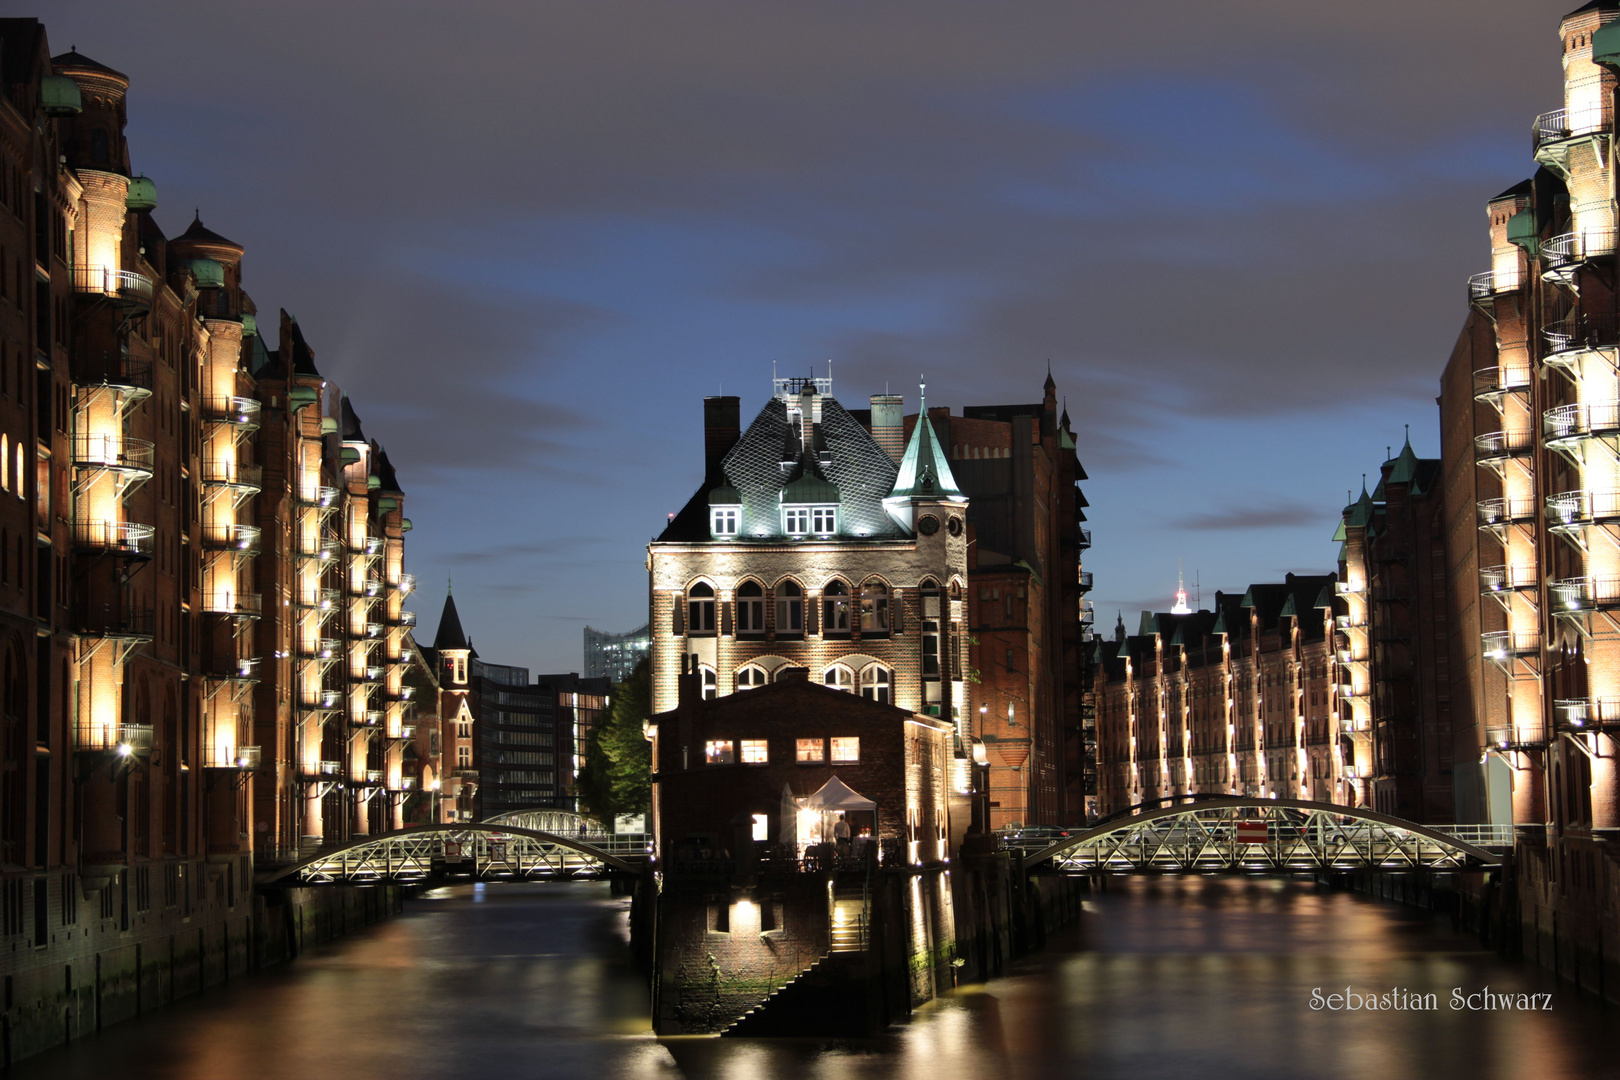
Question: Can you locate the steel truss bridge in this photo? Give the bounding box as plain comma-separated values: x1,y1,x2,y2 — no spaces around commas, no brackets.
1030,797,1509,874
258,820,649,886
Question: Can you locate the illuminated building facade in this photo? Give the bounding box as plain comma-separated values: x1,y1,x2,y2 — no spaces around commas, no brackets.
1095,574,1344,815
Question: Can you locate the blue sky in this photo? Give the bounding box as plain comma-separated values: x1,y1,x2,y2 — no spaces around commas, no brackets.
44,1,1570,671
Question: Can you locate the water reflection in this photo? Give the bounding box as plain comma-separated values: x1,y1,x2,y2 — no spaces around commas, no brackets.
17,877,1618,1080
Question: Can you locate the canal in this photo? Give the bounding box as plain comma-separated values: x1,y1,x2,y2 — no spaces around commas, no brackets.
16,876,1620,1079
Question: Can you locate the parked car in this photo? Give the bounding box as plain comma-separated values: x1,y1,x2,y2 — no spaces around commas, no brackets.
1002,825,1074,849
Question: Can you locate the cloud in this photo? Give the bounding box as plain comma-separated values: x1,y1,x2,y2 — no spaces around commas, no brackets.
1169,499,1328,532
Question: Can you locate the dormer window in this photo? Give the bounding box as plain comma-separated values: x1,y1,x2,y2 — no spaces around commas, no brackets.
711,507,738,536
812,507,836,535
784,507,809,535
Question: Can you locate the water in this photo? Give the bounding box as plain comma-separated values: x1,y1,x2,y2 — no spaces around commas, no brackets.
18,877,1619,1080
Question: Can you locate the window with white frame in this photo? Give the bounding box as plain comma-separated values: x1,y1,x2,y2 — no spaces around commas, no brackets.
457,746,471,767
737,666,768,690
823,665,854,692
811,506,836,535
775,581,803,636
783,506,810,535
711,506,739,536
823,580,851,635
701,666,717,700
737,581,765,634
687,582,716,634
861,665,891,705
830,737,860,763
741,739,769,764
796,738,825,762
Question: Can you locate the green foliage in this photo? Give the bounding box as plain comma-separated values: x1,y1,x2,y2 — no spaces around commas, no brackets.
578,655,652,822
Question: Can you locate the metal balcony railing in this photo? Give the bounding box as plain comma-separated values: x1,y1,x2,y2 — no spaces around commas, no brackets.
1477,497,1538,527
72,520,155,558
204,746,261,770
1334,579,1363,596
1554,698,1620,730
72,434,155,475
1481,630,1540,660
1534,106,1610,150
202,592,262,618
1546,401,1620,444
400,723,417,740
1335,647,1368,665
210,657,261,683
199,458,262,490
1474,429,1535,463
78,354,154,395
78,605,155,641
398,573,417,595
315,760,341,777
391,610,418,627
1077,571,1093,591
1544,312,1620,360
1479,565,1537,594
299,638,340,660
1484,717,1550,750
349,579,383,599
1547,489,1620,529
202,396,261,429
71,264,153,310
297,588,341,611
1468,269,1524,302
1549,575,1620,612
301,688,342,710
361,536,384,556
364,622,384,639
74,722,154,754
365,770,385,786
352,711,383,728
1542,229,1619,275
296,486,339,509
201,523,262,553
387,686,416,702
1078,528,1091,549
1471,365,1532,404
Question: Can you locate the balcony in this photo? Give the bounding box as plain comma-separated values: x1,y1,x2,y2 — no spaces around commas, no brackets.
1554,698,1620,730
1547,489,1620,532
78,354,154,399
1484,717,1550,750
202,396,261,430
1543,312,1620,365
1334,579,1363,596
352,711,384,728
1541,229,1618,280
401,723,417,740
350,579,384,599
1549,575,1620,613
1474,429,1534,465
1335,647,1368,665
1479,564,1537,596
1078,528,1091,549
363,622,384,639
360,536,384,557
389,610,418,628
303,760,341,779
72,434,155,478
1471,365,1532,405
1481,629,1540,661
72,520,155,558
1077,571,1093,592
1476,496,1537,528
1468,269,1524,304
297,588,341,612
1534,105,1610,161
209,657,261,683
74,722,154,755
199,458,263,493
299,638,340,660
201,523,262,554
398,573,417,595
71,264,153,312
204,746,261,771
1545,401,1620,449
387,685,417,702
296,486,339,509
301,688,342,710
202,592,262,619
79,604,155,642
365,770,385,786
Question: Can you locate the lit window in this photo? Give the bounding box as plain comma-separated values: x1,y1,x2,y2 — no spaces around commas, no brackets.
737,666,767,690
741,739,769,764
705,740,735,764
823,580,851,634
711,507,738,536
823,666,853,692
776,581,803,635
796,738,824,763
860,581,889,633
687,582,715,633
751,813,769,842
812,506,836,535
702,667,717,700
737,580,765,634
831,737,860,763
861,666,891,705
457,746,471,767
784,507,809,535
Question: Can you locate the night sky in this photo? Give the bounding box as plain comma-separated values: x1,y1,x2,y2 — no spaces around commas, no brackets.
43,2,1567,672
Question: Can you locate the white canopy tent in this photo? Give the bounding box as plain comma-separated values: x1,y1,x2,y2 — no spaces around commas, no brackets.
784,776,876,850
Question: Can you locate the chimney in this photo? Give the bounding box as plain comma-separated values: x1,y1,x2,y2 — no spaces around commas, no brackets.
870,394,904,464
703,396,740,476
799,387,816,454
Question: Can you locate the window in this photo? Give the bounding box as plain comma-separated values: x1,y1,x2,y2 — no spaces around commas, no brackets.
831,737,860,763
796,738,825,763
457,746,471,767
737,666,767,690
823,580,851,635
705,740,735,764
784,506,809,535
737,581,765,634
702,667,717,700
860,581,889,634
776,581,803,636
861,666,891,705
812,506,836,535
824,666,853,692
741,739,769,764
687,582,716,634
751,813,769,842
922,620,940,676
711,507,738,536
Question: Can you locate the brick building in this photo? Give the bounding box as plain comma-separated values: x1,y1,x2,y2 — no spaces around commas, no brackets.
647,374,1089,832
1095,574,1342,815
0,20,426,1056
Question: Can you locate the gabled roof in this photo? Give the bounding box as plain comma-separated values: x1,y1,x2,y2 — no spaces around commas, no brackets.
890,397,964,503
433,591,469,651
1490,178,1534,203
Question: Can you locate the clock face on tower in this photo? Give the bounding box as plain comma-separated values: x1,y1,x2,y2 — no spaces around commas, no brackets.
947,516,964,537
918,515,940,535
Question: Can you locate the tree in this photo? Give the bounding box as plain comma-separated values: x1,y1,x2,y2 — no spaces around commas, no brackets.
578,656,652,823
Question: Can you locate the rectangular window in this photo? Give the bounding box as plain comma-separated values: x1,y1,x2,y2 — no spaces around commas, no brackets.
711,507,738,536
811,506,836,534
784,507,809,534
922,620,940,676
751,813,769,842
796,738,824,763
457,746,471,767
741,739,769,764
705,740,735,764
830,737,860,763
776,591,803,634
738,596,764,633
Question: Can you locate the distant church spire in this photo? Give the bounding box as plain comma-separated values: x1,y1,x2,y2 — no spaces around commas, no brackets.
1171,560,1191,615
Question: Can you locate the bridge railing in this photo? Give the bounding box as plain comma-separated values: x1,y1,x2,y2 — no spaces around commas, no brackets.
261,824,646,885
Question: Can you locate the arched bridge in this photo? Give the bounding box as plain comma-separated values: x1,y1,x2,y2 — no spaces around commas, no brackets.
258,823,649,886
1029,797,1509,873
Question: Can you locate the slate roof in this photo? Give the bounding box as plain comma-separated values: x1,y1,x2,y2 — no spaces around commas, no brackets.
374,444,402,494
341,396,365,441
174,213,242,252
659,395,905,541
433,591,469,651
890,404,963,503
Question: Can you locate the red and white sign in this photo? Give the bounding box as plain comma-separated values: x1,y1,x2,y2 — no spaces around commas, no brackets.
1236,821,1269,844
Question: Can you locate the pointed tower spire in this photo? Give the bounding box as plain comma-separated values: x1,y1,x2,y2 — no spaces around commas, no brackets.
883,376,965,529
1172,560,1191,615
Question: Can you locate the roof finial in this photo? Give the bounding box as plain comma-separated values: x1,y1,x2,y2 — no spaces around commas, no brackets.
447,573,452,596
919,374,926,411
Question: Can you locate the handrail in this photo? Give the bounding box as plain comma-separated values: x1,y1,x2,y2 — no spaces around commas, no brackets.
72,434,155,472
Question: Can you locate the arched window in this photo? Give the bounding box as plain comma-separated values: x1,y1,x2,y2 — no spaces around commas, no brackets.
823,580,851,636
737,666,767,691
1,434,9,492
14,450,23,499
775,581,803,637
736,581,765,636
687,582,715,634
861,665,891,705
860,580,889,635
823,665,854,693
701,666,717,701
